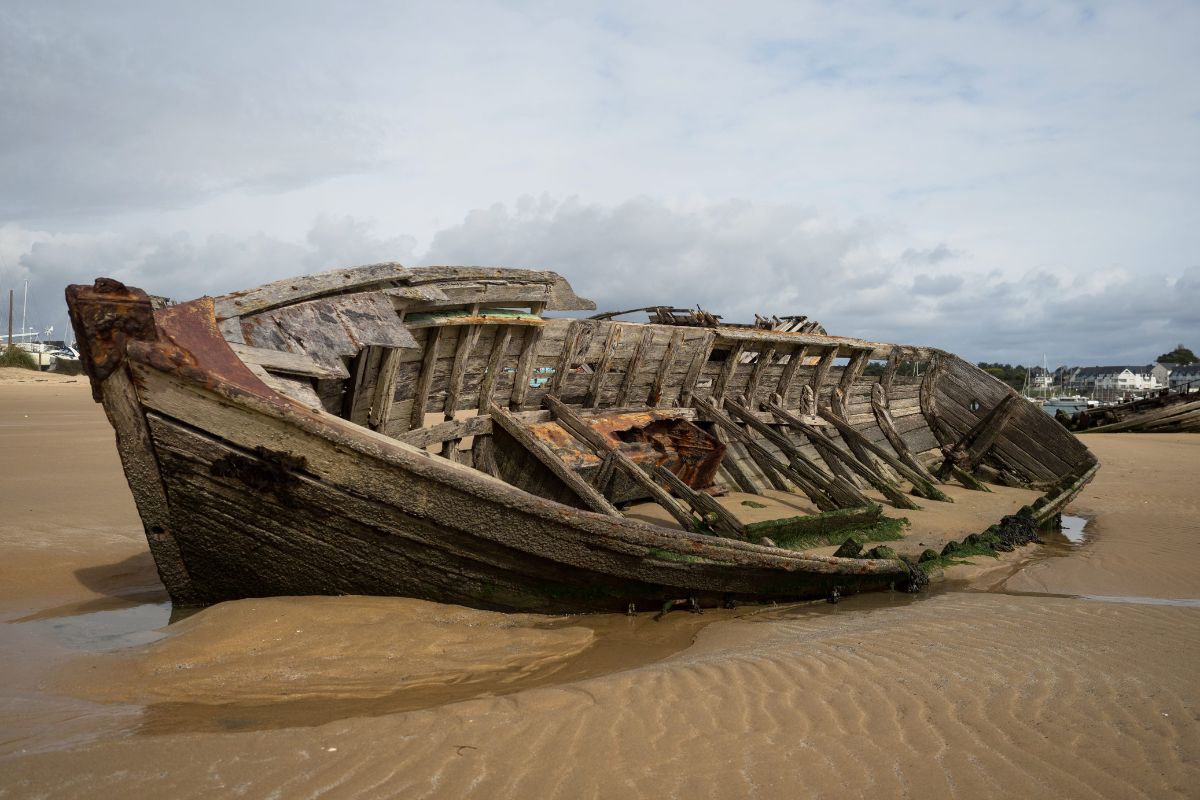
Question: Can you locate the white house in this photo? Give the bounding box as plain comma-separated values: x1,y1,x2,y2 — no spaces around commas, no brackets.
1070,365,1167,399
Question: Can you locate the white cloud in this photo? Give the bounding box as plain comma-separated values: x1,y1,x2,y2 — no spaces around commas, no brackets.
1,1,1198,364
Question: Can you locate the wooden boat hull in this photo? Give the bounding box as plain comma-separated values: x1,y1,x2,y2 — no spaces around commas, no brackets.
66,267,1097,613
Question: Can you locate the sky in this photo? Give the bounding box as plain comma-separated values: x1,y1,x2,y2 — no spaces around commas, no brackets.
1,0,1198,366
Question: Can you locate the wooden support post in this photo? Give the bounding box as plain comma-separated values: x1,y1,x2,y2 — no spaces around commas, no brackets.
549,320,585,397
678,330,715,407
937,393,1020,478
444,324,481,420
592,451,617,493
765,401,920,510
920,352,954,447
691,395,839,512
616,326,654,407
871,381,939,484
477,326,512,411
723,398,871,508
585,324,622,408
543,396,702,532
809,347,836,410
711,425,761,495
775,345,809,406
470,433,500,478
408,326,443,432
649,329,684,407
819,399,952,502
711,342,745,408
369,347,403,432
743,346,775,408
510,325,544,410
652,466,746,539
487,401,621,516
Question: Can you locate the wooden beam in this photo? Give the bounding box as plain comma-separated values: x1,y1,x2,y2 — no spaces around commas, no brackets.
369,347,403,432
723,398,871,508
652,466,747,539
775,345,809,406
809,347,836,410
819,397,952,502
227,342,345,379
407,326,443,432
871,381,939,484
678,330,716,407
616,326,654,407
692,395,838,512
398,414,493,449
543,396,701,532
477,326,512,411
711,342,746,408
648,329,684,407
585,324,622,408
743,346,775,408
549,320,585,397
487,402,621,516
937,393,1020,477
711,425,762,495
509,325,544,410
765,401,920,510
443,322,481,420
920,352,954,447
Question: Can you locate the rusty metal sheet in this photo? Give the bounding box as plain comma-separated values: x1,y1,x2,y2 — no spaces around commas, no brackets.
530,410,725,489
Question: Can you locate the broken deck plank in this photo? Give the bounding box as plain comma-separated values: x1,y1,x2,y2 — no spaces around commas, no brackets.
408,326,444,432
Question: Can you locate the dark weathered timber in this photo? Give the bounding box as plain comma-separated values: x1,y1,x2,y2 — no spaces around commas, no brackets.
722,398,870,509
543,396,699,532
408,326,443,432
509,325,544,410
765,401,920,510
67,266,1101,614
775,345,809,406
711,425,762,495
487,402,621,516
617,326,655,407
819,396,951,502
649,329,685,407
651,465,746,539
711,342,746,408
692,396,837,512
937,393,1019,478
586,325,622,408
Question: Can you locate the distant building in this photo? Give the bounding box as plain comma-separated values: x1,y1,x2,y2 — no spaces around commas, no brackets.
1167,363,1200,391
1028,366,1053,390
1067,365,1167,399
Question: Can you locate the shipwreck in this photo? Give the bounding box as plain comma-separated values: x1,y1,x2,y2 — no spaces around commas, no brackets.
67,265,1097,613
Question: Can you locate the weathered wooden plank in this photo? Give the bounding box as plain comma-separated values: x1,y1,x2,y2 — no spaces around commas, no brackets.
871,381,939,484
809,347,836,409
742,346,775,407
723,398,870,509
937,393,1020,476
692,395,837,512
775,345,810,406
649,329,685,407
711,342,746,408
509,325,545,411
652,466,746,539
549,320,585,397
368,348,403,431
227,342,349,380
819,396,951,502
678,330,716,407
487,402,621,516
408,326,443,432
586,325,623,408
215,262,411,320
398,414,493,449
765,401,920,510
477,326,513,412
443,323,482,419
617,326,655,407
543,397,712,534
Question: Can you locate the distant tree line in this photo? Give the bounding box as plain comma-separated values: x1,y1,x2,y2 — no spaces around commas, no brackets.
976,363,1029,391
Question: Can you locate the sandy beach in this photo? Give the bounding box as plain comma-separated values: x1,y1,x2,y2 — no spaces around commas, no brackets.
2,374,1197,799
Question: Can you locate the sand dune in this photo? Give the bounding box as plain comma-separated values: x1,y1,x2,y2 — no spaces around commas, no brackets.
2,381,1198,799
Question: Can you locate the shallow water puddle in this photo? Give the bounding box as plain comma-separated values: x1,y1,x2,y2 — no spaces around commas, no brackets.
1059,514,1088,544
13,600,171,652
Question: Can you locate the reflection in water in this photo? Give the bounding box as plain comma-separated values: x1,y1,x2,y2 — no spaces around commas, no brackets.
1059,514,1088,544
15,600,171,651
